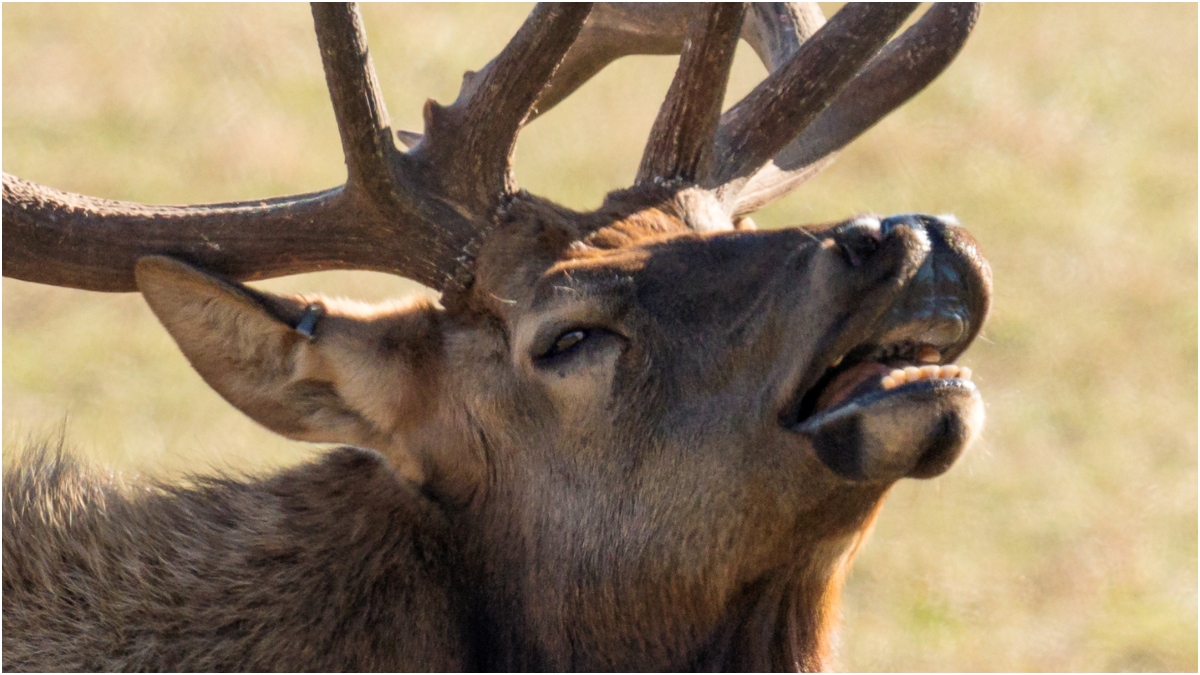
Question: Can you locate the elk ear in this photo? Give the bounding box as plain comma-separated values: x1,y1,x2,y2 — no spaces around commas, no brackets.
134,257,444,479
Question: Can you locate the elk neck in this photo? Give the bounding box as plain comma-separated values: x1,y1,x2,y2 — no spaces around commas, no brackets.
441,473,890,671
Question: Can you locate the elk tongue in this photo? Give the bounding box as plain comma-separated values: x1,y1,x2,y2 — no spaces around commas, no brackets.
815,362,893,411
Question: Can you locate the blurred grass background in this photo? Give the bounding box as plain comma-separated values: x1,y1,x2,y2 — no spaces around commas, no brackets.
3,4,1195,671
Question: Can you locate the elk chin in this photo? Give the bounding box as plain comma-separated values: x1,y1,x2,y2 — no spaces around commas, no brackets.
794,376,983,482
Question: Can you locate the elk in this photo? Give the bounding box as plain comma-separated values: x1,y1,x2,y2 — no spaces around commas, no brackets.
2,2,989,671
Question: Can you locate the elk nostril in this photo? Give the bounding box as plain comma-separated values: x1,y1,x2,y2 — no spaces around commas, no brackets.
838,238,876,267
832,217,885,267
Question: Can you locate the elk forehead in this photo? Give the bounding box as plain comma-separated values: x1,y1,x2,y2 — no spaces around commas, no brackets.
469,198,781,317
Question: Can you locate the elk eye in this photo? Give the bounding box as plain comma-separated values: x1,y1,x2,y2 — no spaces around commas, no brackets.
546,329,588,357
531,326,622,365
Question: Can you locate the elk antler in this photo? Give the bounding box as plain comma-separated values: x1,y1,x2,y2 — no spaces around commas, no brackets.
3,3,590,292
706,2,919,211
397,3,828,149
636,4,748,187
728,2,981,215
412,3,591,215
438,2,978,221
3,2,978,292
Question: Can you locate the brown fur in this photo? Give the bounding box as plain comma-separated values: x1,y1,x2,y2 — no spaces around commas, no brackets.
3,445,467,671
4,198,988,671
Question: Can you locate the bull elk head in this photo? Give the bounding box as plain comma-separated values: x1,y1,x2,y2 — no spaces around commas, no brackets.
3,3,989,671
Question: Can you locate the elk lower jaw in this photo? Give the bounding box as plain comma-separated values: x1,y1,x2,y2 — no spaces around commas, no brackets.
783,349,983,482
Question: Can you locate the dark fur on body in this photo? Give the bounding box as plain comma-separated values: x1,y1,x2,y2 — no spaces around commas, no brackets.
3,446,469,671
3,446,886,672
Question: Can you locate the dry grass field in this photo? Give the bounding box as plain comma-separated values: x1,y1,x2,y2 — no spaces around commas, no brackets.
3,4,1196,671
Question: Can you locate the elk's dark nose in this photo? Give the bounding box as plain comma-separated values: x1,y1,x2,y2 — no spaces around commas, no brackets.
875,214,991,358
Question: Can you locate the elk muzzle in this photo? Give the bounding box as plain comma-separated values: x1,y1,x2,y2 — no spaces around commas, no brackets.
788,214,990,483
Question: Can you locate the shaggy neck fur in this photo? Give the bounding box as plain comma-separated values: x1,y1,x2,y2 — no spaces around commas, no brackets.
5,445,885,672
452,483,886,672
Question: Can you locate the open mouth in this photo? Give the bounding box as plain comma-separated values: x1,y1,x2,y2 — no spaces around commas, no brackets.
778,214,990,435
772,213,990,480
781,340,975,431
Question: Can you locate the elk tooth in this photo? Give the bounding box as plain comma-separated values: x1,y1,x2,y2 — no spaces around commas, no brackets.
882,367,909,390
917,346,941,363
831,355,844,368
881,364,974,390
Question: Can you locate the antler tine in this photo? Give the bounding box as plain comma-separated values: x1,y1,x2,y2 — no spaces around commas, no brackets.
740,3,826,74
636,4,747,187
731,3,982,216
311,3,396,203
710,3,919,195
528,4,693,123
308,2,478,287
413,3,592,214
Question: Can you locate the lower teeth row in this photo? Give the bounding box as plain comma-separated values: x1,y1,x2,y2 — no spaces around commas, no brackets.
881,365,972,390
